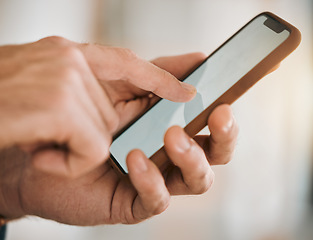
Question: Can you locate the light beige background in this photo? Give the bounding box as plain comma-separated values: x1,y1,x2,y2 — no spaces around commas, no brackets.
0,0,312,240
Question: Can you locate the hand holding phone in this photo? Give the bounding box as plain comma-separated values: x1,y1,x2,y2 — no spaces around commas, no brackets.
110,12,301,174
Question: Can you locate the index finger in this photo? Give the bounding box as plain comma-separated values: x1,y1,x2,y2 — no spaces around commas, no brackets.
79,45,197,102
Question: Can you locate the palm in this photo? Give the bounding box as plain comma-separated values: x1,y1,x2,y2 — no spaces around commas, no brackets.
20,156,140,225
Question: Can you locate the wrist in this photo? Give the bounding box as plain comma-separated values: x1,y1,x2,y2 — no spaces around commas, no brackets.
0,146,27,220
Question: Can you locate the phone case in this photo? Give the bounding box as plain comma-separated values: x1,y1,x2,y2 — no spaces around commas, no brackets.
110,12,301,175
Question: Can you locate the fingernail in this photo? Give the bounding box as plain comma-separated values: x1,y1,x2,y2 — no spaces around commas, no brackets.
180,82,197,94
135,153,148,172
177,131,192,153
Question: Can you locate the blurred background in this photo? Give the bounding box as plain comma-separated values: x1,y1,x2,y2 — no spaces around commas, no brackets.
0,0,312,239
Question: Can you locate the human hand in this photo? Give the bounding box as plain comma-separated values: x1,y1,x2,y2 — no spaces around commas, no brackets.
0,49,238,225
0,37,195,178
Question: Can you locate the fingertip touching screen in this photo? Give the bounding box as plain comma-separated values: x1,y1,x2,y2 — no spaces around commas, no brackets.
110,14,290,174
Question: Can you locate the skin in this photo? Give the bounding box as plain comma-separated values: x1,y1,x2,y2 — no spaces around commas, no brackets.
0,36,238,225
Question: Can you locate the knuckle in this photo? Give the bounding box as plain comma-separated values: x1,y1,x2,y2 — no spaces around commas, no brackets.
58,46,84,63
39,36,70,46
155,69,168,90
151,194,170,215
119,48,137,61
115,48,139,68
107,47,141,80
190,170,215,195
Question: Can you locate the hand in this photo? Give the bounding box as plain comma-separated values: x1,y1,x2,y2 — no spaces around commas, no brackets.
0,46,238,224
0,37,196,178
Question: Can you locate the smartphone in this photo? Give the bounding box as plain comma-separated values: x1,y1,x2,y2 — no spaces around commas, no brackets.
110,12,301,174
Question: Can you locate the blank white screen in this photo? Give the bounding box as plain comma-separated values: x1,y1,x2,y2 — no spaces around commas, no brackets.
110,15,289,173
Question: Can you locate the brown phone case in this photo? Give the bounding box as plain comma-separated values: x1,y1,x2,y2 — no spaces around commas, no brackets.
110,12,301,175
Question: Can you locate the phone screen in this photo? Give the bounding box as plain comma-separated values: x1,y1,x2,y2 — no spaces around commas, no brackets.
110,14,290,173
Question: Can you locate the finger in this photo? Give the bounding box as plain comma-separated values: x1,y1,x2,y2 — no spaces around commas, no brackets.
127,149,170,221
64,107,112,177
6,93,111,178
28,96,112,178
151,52,207,79
16,70,111,177
164,126,215,195
79,45,196,102
63,46,120,134
81,72,120,134
31,149,67,174
194,104,238,165
40,37,120,133
113,94,158,130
